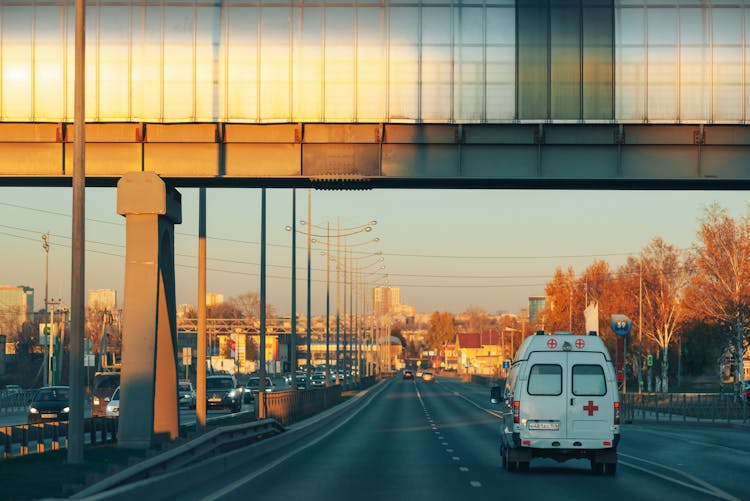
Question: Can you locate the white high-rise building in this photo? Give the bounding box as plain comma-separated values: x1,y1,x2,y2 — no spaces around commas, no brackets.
0,285,34,324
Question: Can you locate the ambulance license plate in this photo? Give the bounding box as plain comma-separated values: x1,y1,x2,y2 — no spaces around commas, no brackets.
528,421,559,431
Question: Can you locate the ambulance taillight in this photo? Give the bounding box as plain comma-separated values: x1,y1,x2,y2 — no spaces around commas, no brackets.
513,400,520,424
613,401,620,425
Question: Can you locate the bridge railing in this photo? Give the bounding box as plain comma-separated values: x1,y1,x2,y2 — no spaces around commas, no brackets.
1,417,118,459
257,385,343,426
621,392,749,424
0,390,37,414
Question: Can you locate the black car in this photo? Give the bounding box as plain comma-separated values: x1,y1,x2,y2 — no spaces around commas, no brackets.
295,376,308,390
243,376,274,403
206,375,242,412
403,370,414,380
28,386,70,423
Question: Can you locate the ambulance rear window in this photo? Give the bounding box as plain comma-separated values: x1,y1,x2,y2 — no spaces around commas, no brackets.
527,364,562,395
572,365,606,396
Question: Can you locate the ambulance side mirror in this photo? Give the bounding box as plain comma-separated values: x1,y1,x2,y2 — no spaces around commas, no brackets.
490,386,503,404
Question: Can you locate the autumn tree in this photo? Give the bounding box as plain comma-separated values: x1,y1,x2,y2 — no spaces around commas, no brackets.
637,238,691,392
426,311,455,351
685,205,750,399
542,267,577,333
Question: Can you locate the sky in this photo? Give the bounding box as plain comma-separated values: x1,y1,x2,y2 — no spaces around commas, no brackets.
0,187,748,317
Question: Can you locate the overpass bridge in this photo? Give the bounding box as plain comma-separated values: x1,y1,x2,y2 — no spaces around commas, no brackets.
3,0,749,451
1,0,750,188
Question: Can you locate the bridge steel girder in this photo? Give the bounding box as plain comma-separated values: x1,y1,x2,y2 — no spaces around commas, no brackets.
117,172,182,449
1,123,750,189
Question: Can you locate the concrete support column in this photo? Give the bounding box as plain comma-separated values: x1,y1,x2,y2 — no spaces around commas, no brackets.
116,172,182,449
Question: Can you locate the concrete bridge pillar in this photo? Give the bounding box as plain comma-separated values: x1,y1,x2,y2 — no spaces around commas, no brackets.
116,172,182,449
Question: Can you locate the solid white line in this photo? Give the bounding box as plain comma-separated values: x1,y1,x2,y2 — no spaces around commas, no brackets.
619,453,740,501
619,460,738,501
452,391,503,419
202,386,385,501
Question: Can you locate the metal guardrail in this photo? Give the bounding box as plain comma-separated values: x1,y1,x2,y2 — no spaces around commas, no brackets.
621,392,749,424
0,390,37,414
1,417,118,458
257,385,343,425
72,418,284,499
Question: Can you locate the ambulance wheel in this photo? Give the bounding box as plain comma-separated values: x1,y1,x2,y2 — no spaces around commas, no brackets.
604,462,617,475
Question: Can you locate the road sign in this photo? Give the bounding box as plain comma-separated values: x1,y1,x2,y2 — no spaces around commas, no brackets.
182,347,192,366
502,360,510,369
84,354,96,367
611,315,632,336
647,354,653,367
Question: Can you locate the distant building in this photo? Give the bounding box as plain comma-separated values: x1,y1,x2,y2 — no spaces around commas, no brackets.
373,287,400,316
528,296,547,329
88,289,117,311
0,285,34,324
207,293,224,306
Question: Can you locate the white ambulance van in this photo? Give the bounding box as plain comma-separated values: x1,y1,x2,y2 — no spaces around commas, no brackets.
499,331,620,474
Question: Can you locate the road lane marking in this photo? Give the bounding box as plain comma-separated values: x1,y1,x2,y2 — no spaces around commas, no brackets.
470,481,482,488
441,442,448,446
459,467,469,472
452,456,460,461
446,449,454,453
452,391,503,418
202,380,388,501
619,453,740,501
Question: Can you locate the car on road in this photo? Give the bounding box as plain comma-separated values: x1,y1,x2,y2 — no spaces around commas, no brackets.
421,371,435,382
295,376,308,390
206,375,242,412
91,372,120,417
178,381,196,409
105,387,120,417
403,370,414,380
243,376,274,403
310,373,326,388
3,384,23,394
28,386,70,423
415,369,423,378
745,382,750,403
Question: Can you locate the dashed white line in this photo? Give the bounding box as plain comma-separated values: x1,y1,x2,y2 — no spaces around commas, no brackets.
470,481,482,488
446,448,454,453
441,442,448,446
459,467,469,472
452,456,460,461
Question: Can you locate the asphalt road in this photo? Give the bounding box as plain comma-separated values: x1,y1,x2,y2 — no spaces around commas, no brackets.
176,376,748,501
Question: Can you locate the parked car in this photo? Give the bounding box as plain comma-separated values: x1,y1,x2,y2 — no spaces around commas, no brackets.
206,375,242,412
28,386,70,423
178,381,196,409
105,387,120,417
243,376,274,403
403,370,414,380
91,372,120,417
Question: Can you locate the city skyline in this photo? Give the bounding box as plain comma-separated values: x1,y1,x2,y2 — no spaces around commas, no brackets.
2,187,749,319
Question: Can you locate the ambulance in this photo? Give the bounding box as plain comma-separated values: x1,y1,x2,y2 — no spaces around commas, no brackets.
498,331,620,474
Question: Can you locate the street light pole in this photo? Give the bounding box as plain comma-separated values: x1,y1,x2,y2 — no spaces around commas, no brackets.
325,222,331,386
335,219,341,385
306,189,312,373
41,233,50,387
290,189,297,390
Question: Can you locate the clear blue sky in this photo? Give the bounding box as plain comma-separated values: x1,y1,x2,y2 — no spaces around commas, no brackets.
0,187,747,316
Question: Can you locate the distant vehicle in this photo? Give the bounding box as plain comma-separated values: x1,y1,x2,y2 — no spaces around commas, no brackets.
499,332,619,475
206,375,242,412
178,381,196,409
745,382,750,403
295,376,308,390
421,371,435,382
91,372,120,417
403,370,414,380
243,376,274,403
415,369,424,378
105,387,120,417
310,373,326,388
28,386,70,423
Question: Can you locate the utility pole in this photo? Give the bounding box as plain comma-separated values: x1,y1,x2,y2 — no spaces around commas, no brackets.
41,233,50,386
306,189,312,373
290,189,297,390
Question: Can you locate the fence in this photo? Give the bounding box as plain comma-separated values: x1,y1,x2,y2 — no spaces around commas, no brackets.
621,392,749,425
1,416,118,458
0,390,37,414
257,385,343,426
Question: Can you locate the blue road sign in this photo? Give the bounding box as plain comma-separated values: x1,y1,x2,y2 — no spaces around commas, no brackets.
611,314,632,336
